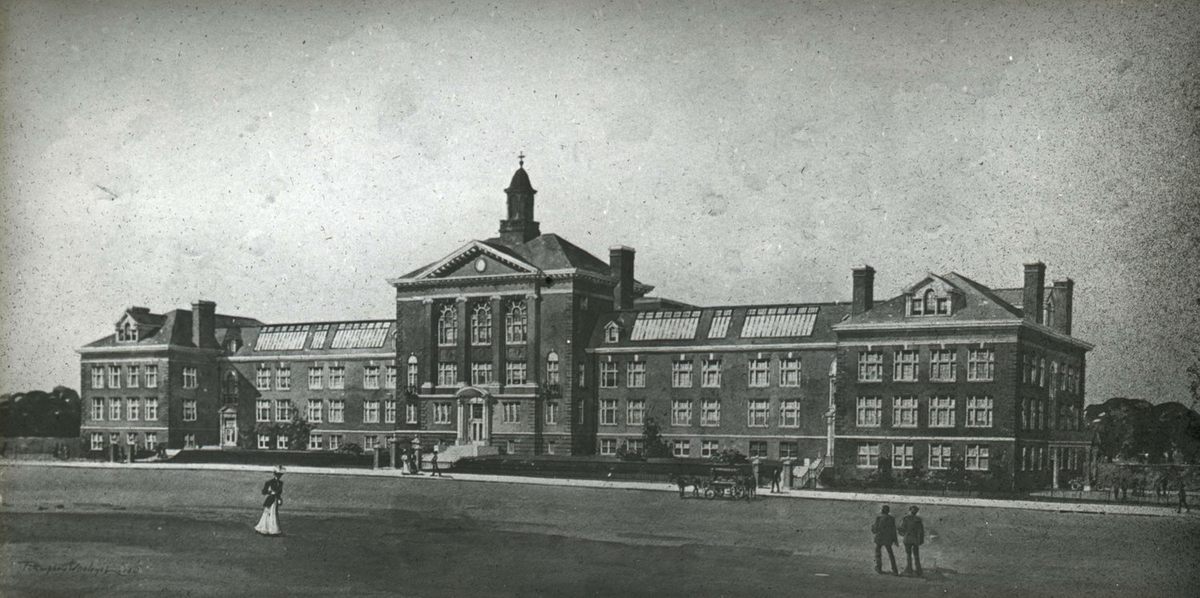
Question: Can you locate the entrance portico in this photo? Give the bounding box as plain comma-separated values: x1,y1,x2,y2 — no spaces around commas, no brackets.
455,387,495,446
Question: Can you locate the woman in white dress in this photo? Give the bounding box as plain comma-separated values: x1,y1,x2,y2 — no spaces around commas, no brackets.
255,467,284,536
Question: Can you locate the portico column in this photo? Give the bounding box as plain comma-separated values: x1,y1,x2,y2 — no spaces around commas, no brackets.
484,399,493,444
456,399,467,444
456,296,469,384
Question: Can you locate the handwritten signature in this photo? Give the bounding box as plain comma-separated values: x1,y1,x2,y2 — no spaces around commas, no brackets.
17,560,137,576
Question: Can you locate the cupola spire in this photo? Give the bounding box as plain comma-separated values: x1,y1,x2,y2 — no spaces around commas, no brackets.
499,152,540,245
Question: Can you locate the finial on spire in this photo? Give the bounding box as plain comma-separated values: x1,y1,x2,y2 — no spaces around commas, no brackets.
518,151,525,168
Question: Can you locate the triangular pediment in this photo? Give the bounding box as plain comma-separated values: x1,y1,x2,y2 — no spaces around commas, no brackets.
412,240,540,280
902,273,959,295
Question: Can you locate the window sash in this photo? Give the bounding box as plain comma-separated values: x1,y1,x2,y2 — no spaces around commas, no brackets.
671,400,692,425
600,400,618,425
700,400,721,426
780,400,800,428
329,400,345,423
779,359,801,387
856,397,882,427
893,397,918,428
893,351,919,382
858,352,883,382
701,360,722,388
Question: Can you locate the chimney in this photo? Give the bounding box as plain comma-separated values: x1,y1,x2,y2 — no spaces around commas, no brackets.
1023,262,1046,324
192,300,217,348
1051,278,1074,335
851,265,875,315
609,246,635,310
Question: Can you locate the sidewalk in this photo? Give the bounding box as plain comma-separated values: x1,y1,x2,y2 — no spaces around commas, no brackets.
3,459,1191,518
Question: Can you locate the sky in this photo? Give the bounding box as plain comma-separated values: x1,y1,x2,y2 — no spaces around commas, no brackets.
1,0,1198,405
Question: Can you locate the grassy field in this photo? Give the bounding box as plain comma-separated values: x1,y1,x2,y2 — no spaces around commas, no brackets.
1,465,1197,597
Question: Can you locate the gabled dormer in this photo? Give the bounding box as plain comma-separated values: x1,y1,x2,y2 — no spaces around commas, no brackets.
904,275,962,317
115,307,160,342
603,321,621,343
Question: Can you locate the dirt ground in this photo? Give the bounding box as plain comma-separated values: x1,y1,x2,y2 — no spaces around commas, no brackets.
1,465,1197,597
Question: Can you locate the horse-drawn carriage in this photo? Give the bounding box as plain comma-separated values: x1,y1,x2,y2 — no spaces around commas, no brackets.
703,466,753,500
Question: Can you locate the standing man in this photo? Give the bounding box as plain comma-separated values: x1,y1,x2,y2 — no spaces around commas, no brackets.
1179,478,1190,514
899,505,925,576
430,446,443,477
871,505,900,575
771,467,782,493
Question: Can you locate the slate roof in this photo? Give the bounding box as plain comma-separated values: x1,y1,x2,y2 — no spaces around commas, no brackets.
83,308,265,350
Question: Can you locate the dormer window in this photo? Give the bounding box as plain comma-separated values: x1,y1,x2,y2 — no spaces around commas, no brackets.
908,287,953,316
116,320,138,342
604,321,620,343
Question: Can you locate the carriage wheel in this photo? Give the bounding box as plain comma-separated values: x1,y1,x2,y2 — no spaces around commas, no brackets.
704,487,716,500
732,485,746,500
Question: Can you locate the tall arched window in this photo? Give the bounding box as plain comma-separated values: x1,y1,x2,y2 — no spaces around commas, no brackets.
923,289,936,315
506,302,528,344
438,305,457,346
471,303,492,345
546,352,560,385
223,371,238,403
406,354,419,390
1043,297,1056,328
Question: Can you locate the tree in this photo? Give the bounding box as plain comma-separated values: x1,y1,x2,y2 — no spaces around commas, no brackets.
0,387,81,437
641,416,670,458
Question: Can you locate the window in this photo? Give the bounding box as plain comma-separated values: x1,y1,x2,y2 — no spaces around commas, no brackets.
546,353,560,385
892,443,914,469
256,366,271,390
91,432,104,451
747,399,769,427
328,434,343,451
385,399,397,424
328,399,345,423
92,366,105,389
471,303,492,345
600,400,618,425
108,365,122,388
438,362,458,387
929,349,956,382
701,440,720,458
363,400,380,424
503,402,520,424
309,366,323,390
505,302,527,344
275,400,292,422
310,324,328,349
856,396,882,427
747,359,770,387
966,396,993,428
672,399,692,426
625,439,645,455
328,366,345,390
438,305,457,346
144,365,158,388
926,443,953,469
701,359,722,388
127,365,140,388
127,398,140,420
701,399,721,426
506,362,528,385
626,361,646,388
672,439,691,457
966,444,990,471
749,441,768,459
406,403,418,424
780,399,800,428
277,365,291,390
126,432,138,446
256,399,270,422
92,398,104,421
109,398,122,420
604,322,620,343
893,350,918,382
143,397,157,420
546,441,556,455
929,396,956,427
471,363,494,386
893,396,918,428
708,309,732,338
857,443,880,467
779,358,801,387
780,442,799,460
434,402,452,424
184,433,196,448
406,355,419,390
307,399,323,422
505,440,516,455
600,438,618,455
258,434,270,449
363,365,380,389
182,366,198,389
385,365,397,389
578,363,587,388
600,362,619,388
858,352,883,382
671,360,693,388
627,399,645,426
545,401,559,425
145,432,157,449
309,435,324,450
109,432,119,445
967,349,995,381
277,435,289,450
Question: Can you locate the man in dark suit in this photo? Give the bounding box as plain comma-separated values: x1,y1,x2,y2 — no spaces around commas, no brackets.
871,504,899,575
899,505,925,576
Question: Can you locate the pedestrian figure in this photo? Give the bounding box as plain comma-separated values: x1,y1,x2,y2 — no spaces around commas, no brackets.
255,466,285,536
672,474,688,499
1120,479,1128,502
899,505,925,576
1179,479,1190,514
771,467,782,493
430,446,443,477
871,505,900,575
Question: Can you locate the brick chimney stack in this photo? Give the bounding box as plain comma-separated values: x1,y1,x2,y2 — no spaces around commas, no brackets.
1051,278,1074,335
609,246,636,310
1023,262,1046,324
192,300,217,348
851,265,875,315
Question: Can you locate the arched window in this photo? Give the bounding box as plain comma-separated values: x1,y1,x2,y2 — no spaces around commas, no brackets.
117,321,137,342
546,352,560,385
923,289,936,315
406,354,419,390
506,302,528,344
471,303,492,345
225,338,242,353
223,371,238,403
1044,297,1056,328
438,305,457,346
